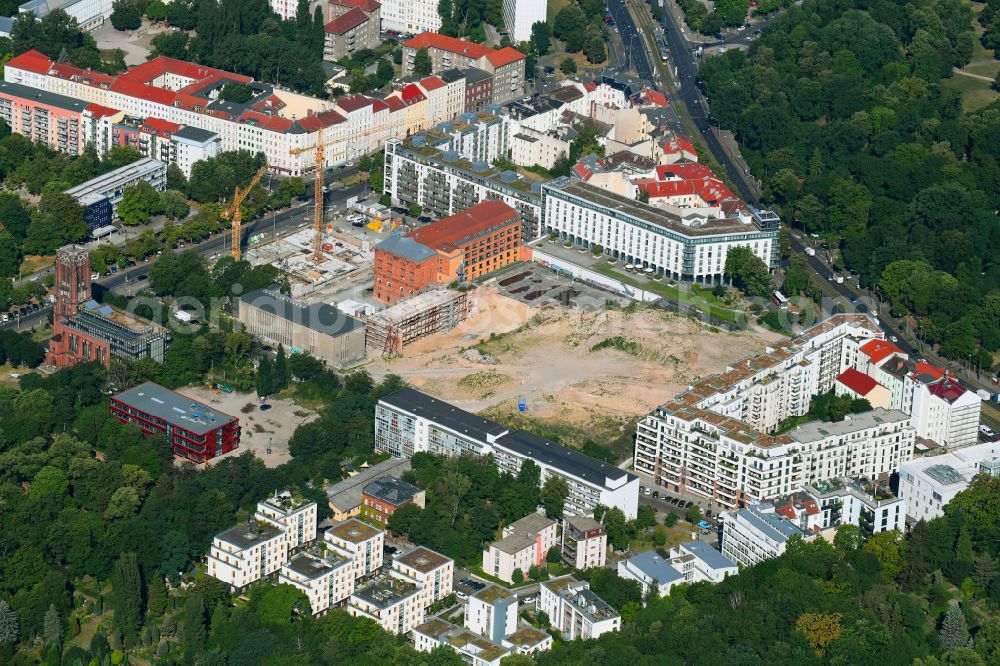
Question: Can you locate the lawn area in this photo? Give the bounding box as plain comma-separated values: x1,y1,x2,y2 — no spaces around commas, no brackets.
19,254,54,275
592,262,743,324
941,73,999,112
0,362,36,388
469,565,536,589
965,5,1000,79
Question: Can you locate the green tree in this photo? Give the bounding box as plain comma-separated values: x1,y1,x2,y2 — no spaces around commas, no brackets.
413,47,433,75
560,56,577,74
686,503,702,524
179,593,206,658
546,546,562,564
111,552,143,645
554,6,586,51
0,600,18,646
833,524,862,552
254,584,310,623
110,0,142,30
530,21,550,55
25,193,88,255
583,29,606,64
0,193,31,239
540,475,569,519
43,603,61,647
274,344,289,390
511,569,525,585
145,0,166,21
219,82,253,103
724,246,774,297
118,181,163,225
0,230,22,278
147,574,166,617
863,530,907,579
603,507,629,551
160,189,189,220
782,254,811,297
939,604,970,652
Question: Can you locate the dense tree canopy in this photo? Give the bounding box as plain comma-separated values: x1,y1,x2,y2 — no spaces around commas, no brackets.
699,0,999,368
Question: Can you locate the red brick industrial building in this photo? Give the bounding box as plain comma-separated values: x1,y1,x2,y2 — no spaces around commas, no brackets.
372,201,522,303
110,382,240,463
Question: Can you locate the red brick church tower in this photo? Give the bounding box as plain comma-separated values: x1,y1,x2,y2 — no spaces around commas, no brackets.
53,245,91,320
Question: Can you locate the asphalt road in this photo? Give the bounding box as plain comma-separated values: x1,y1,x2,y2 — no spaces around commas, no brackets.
608,0,654,81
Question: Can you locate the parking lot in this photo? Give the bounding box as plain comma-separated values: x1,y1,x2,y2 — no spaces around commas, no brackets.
490,263,631,310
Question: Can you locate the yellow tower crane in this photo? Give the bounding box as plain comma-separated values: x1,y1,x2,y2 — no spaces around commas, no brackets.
290,127,331,264
221,163,268,262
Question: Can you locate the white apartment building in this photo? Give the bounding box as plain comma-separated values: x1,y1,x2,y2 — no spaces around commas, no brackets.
384,137,542,240
539,576,621,641
510,127,570,170
898,442,1000,521
207,522,288,591
502,0,548,42
172,126,222,178
348,575,424,634
634,315,917,511
561,515,607,570
666,541,738,584
414,619,511,666
380,0,441,33
323,518,384,580
785,477,906,537
540,177,780,283
278,548,355,615
389,546,454,610
908,372,982,449
617,551,683,597
254,492,318,553
467,585,518,643
375,387,640,518
721,502,810,568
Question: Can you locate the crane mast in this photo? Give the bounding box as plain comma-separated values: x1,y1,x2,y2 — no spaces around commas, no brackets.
221,163,268,262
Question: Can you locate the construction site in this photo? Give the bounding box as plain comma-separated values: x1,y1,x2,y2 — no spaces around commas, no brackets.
365,289,470,357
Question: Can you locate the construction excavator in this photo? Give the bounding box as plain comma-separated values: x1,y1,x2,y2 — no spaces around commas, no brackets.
221,163,268,261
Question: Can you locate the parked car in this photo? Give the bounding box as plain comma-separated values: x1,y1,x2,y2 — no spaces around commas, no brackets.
981,425,996,439
1,313,8,322
456,591,468,600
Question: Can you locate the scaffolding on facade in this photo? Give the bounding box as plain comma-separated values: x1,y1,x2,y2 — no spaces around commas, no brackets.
366,290,470,356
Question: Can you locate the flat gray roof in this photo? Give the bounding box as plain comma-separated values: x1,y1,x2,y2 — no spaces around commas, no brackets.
681,541,735,571
217,522,281,549
112,381,236,435
379,387,510,442
545,178,760,237
285,550,348,578
0,80,90,113
789,408,910,443
625,551,682,584
326,457,412,510
173,125,218,143
376,234,437,263
363,476,422,505
239,287,365,338
738,503,804,542
65,158,166,200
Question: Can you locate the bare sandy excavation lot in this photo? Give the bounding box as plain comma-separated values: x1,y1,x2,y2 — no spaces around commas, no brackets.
369,287,783,457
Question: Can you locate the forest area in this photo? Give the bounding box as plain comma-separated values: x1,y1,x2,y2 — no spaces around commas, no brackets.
699,0,1000,371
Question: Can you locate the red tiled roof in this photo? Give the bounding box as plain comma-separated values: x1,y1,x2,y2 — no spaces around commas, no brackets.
123,57,249,85
636,88,668,107
140,117,181,136
5,49,53,74
404,33,524,68
486,46,526,68
296,109,347,132
400,84,426,104
238,110,295,132
419,76,445,92
584,81,597,92
836,368,880,396
51,62,115,86
336,94,375,112
408,201,518,252
775,504,796,520
110,78,177,106
803,499,820,516
662,135,697,156
405,32,491,58
927,377,968,403
325,8,369,34
384,95,405,112
655,162,715,181
913,362,944,380
84,103,119,118
860,339,903,365
371,98,389,112
329,0,380,10
639,177,735,206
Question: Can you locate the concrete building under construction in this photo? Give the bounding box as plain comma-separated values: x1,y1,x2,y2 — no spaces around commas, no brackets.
366,290,469,356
